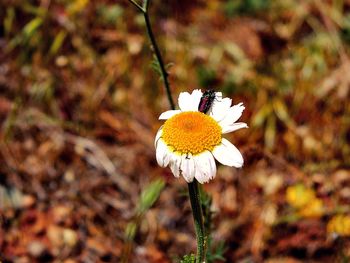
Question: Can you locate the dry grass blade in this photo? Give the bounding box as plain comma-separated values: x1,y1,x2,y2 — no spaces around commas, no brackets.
64,133,134,194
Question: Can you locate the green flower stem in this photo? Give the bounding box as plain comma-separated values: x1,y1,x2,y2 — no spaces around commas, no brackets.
188,179,207,263
143,12,175,110
128,1,207,261
127,0,176,110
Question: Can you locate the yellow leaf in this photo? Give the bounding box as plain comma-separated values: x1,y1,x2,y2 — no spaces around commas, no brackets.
327,214,350,237
298,198,324,218
286,184,316,208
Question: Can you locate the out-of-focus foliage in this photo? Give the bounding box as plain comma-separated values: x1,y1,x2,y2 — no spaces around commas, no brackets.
224,0,270,17
327,214,350,237
298,197,324,218
286,184,325,219
286,184,317,209
180,254,195,263
122,179,165,262
206,237,226,262
1,0,350,262
136,178,165,215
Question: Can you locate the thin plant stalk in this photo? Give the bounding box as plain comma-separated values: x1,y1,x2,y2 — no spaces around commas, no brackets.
143,13,175,110
188,180,207,262
127,0,208,261
127,0,175,110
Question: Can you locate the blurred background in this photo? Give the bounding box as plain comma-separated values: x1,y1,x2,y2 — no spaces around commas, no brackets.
1,0,350,262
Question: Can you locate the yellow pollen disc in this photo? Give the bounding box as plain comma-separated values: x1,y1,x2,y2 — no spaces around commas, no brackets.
162,111,222,155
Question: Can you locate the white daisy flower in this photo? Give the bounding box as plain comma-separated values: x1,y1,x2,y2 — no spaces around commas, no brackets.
155,89,248,184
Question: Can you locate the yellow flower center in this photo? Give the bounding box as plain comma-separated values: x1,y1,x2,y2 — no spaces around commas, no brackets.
162,111,222,155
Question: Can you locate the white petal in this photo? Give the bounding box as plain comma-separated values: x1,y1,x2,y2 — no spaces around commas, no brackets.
215,92,222,98
178,92,193,111
169,153,181,178
218,103,245,127
159,110,181,120
221,122,248,134
156,139,170,167
181,154,195,182
209,97,232,122
154,127,163,148
190,89,203,108
212,138,243,168
194,151,217,184
178,89,202,112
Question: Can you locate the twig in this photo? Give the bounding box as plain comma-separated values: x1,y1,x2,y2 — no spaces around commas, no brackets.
127,0,175,110
128,0,144,12
64,133,134,194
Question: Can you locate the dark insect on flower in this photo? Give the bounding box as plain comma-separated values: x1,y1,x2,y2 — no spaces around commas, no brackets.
198,89,216,114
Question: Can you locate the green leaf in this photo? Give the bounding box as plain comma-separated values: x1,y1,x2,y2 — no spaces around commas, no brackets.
272,98,291,124
224,0,270,16
206,236,227,262
265,114,276,149
4,7,15,35
251,104,272,127
125,222,137,241
136,178,165,214
23,17,43,39
180,254,196,263
122,179,165,261
3,98,21,140
150,56,163,79
196,66,217,88
199,186,213,236
97,4,124,25
49,30,67,55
